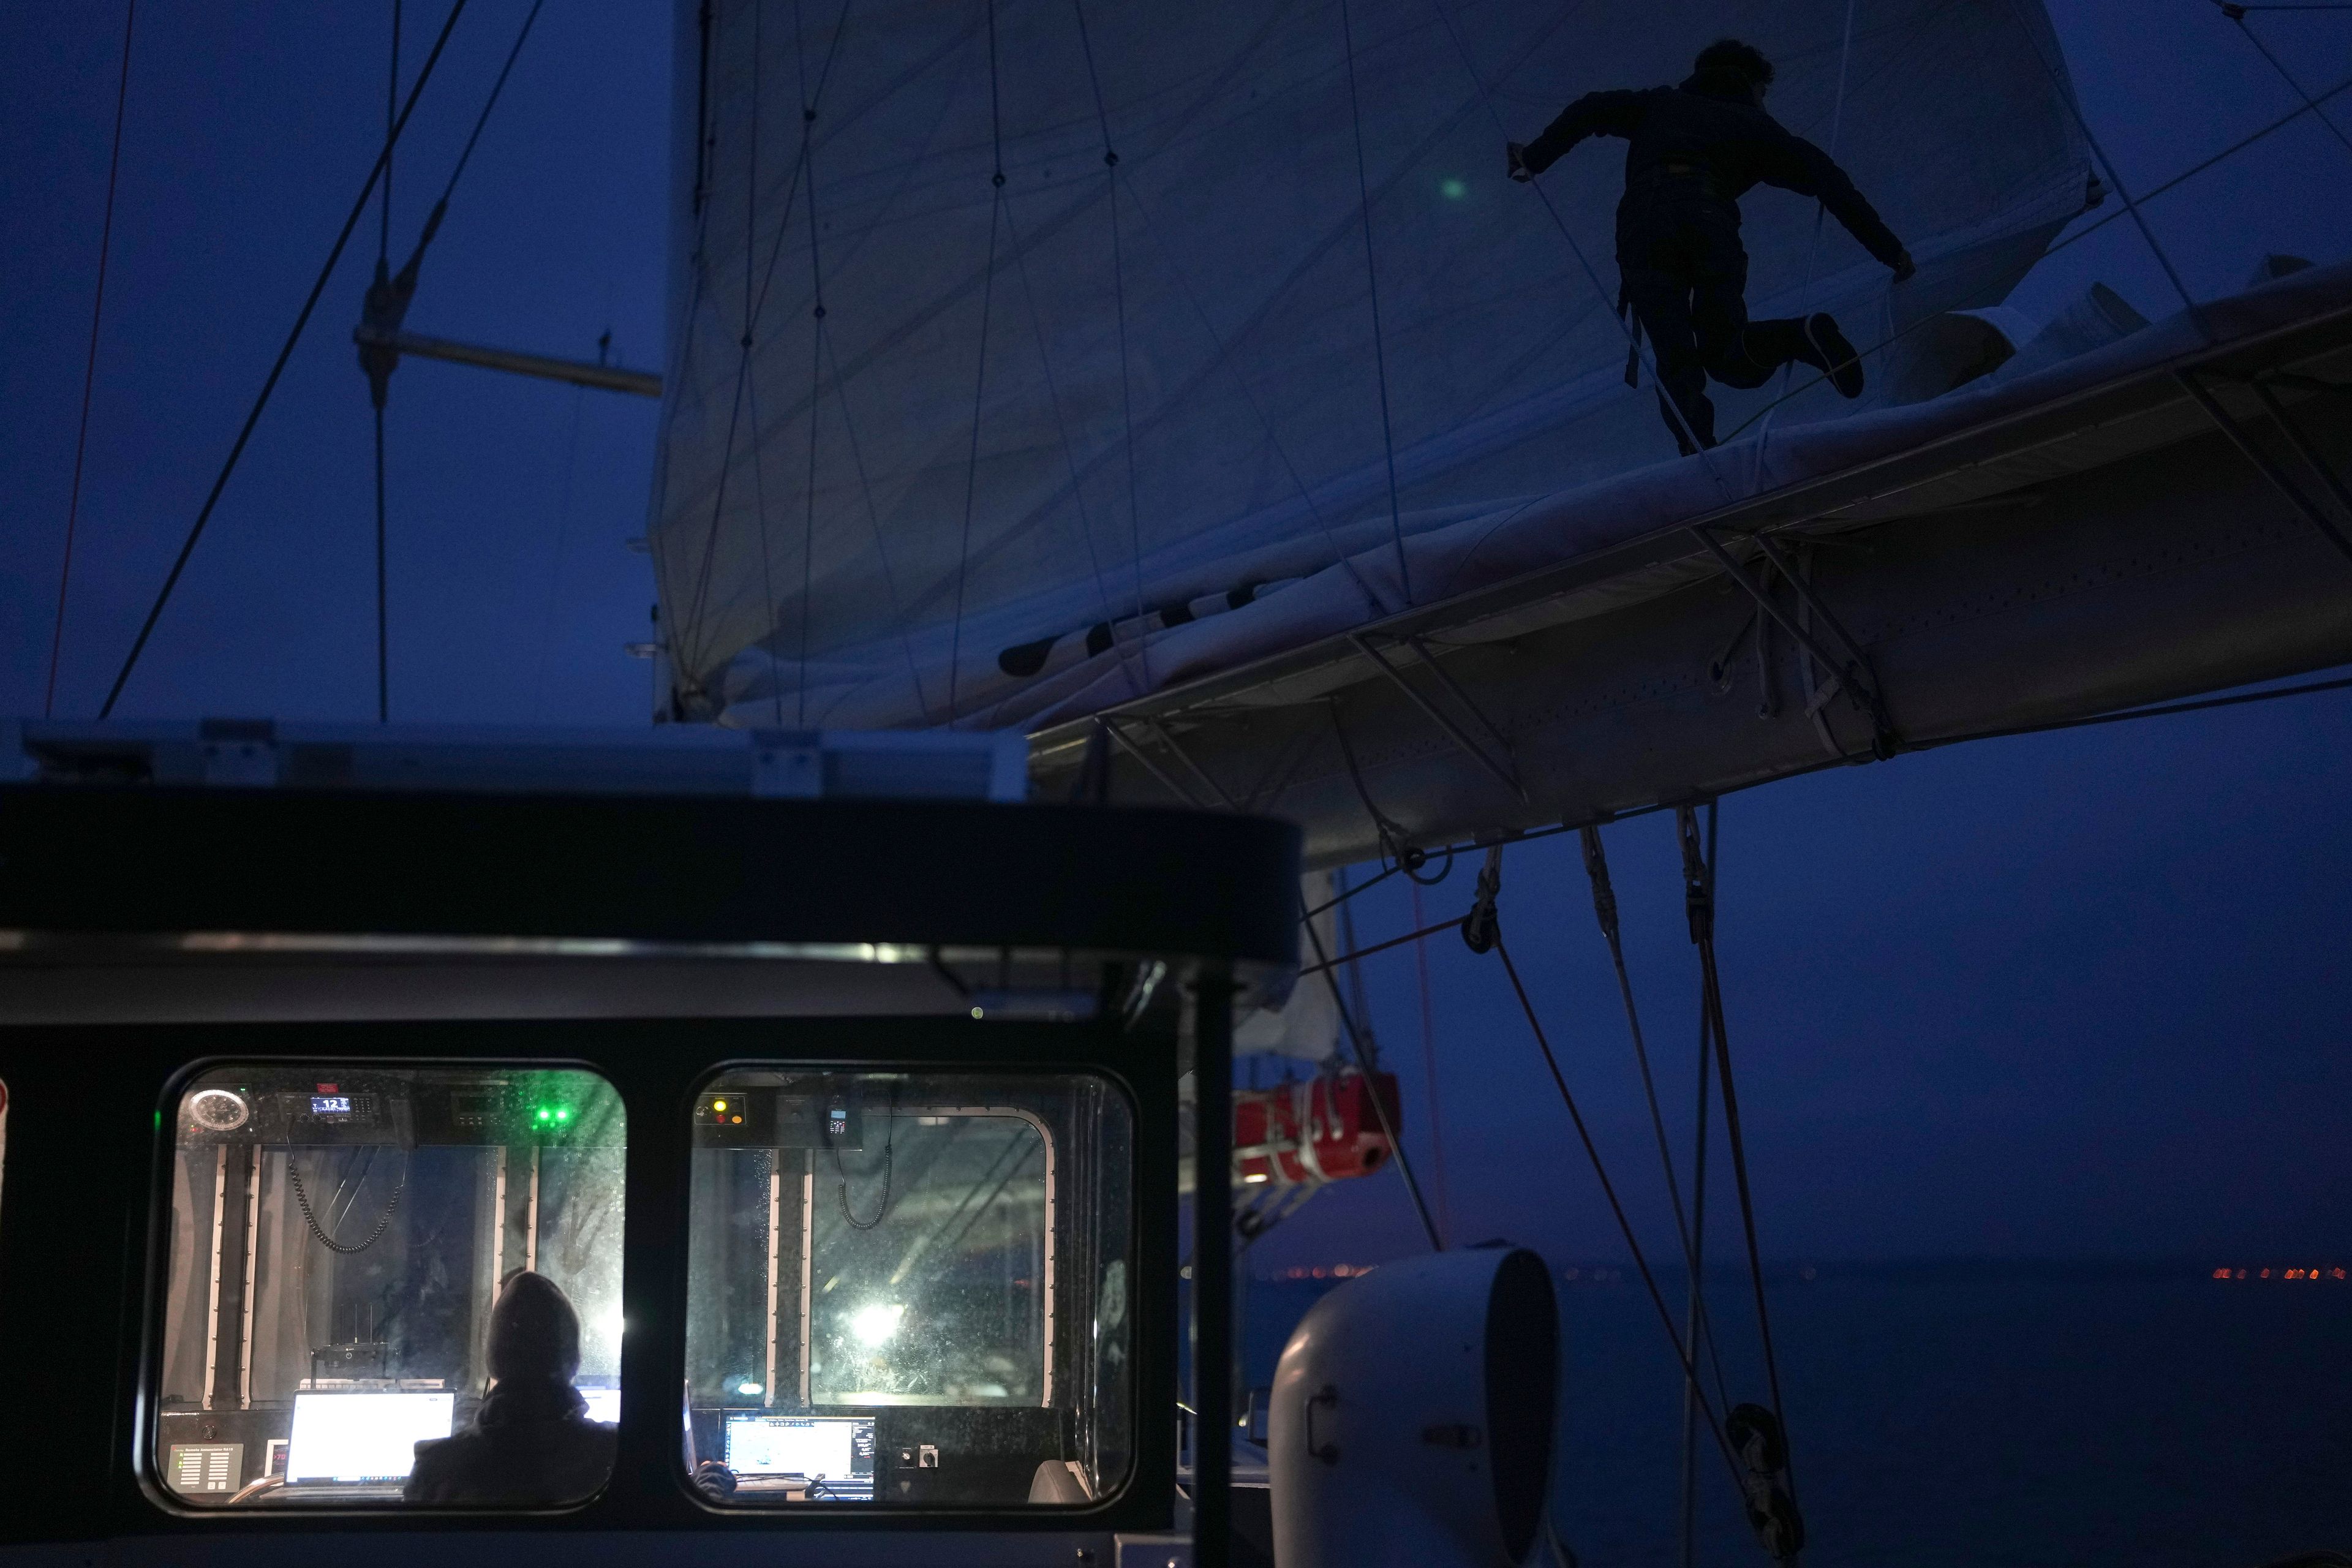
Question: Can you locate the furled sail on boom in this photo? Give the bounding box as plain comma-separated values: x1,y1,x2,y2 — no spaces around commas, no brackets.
648,0,2092,731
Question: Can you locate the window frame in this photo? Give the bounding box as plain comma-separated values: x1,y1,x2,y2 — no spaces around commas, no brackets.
53,1014,1177,1539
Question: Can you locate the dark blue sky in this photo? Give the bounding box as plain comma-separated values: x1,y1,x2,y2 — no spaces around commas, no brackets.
4,1,2349,1264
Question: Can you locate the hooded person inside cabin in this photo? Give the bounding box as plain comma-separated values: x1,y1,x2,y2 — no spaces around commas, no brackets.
1509,38,1916,454
405,1270,617,1506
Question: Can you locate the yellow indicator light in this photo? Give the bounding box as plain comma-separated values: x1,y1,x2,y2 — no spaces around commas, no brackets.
713,1099,727,1112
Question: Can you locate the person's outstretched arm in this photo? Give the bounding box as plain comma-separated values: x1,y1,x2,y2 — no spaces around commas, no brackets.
1765,132,1915,279
1510,88,1649,180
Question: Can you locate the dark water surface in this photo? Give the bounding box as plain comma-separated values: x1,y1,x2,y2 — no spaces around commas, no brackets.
1233,1264,2352,1567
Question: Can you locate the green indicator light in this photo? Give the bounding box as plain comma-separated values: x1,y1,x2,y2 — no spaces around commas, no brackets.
555,1109,570,1123
537,1109,551,1123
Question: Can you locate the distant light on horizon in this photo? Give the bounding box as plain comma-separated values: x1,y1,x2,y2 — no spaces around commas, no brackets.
2212,1265,2343,1280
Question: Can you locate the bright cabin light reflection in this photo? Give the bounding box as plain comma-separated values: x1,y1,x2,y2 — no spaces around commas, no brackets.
852,1302,906,1346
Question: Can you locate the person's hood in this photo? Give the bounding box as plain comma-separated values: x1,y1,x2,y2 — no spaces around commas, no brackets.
486,1270,581,1384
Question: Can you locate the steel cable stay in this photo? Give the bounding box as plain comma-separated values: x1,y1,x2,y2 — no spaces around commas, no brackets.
1580,826,1735,1422
2001,0,2200,327
1407,878,1456,1245
1480,916,1751,1495
1069,0,1156,690
371,0,402,723
944,0,1011,723
99,0,473,718
359,0,548,717
2218,5,2352,157
1676,803,1806,1560
46,0,137,718
1678,803,1720,1568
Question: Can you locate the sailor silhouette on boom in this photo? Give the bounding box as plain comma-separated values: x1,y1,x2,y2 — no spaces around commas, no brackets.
1509,38,1915,454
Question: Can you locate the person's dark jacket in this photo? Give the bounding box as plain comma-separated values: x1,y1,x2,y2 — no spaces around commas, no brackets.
1520,71,1906,267
404,1377,617,1506
404,1269,616,1506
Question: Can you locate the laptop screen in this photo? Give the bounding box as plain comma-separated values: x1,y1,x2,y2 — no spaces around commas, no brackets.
285,1392,454,1483
722,1414,875,1483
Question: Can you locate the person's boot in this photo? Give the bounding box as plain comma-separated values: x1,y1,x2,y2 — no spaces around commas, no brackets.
1799,312,1866,398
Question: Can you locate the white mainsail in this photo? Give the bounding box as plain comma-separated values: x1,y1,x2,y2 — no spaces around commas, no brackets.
648,0,2092,730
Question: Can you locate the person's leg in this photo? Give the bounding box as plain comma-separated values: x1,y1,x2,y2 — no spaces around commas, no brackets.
1623,263,1716,454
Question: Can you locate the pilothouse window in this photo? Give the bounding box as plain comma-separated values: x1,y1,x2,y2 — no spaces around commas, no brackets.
153,1066,625,1508
685,1069,1134,1507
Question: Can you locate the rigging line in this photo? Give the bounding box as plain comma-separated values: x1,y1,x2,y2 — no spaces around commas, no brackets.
680,0,783,693
1334,867,1379,1039
798,0,825,729
1713,71,2352,450
97,0,470,719
1302,859,1400,919
1295,893,1446,1252
682,3,848,678
45,0,136,719
432,0,541,217
1490,929,1744,1488
373,0,402,725
382,1,400,266
749,369,787,729
1419,0,1732,491
2000,0,2198,321
819,320,934,723
2223,9,2352,157
1679,805,1801,1515
1295,913,1463,977
1676,803,1719,1568
1066,0,1158,690
1001,197,1147,698
374,405,391,721
946,0,1009,724
1408,878,1455,1245
1114,174,1387,612
745,0,860,330
1337,0,1413,607
1752,0,1859,490
1580,825,1732,1415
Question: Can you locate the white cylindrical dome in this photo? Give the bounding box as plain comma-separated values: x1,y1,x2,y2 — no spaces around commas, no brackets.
1268,1247,1558,1568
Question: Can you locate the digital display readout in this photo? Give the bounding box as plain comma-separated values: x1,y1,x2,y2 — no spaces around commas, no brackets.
311,1095,352,1115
